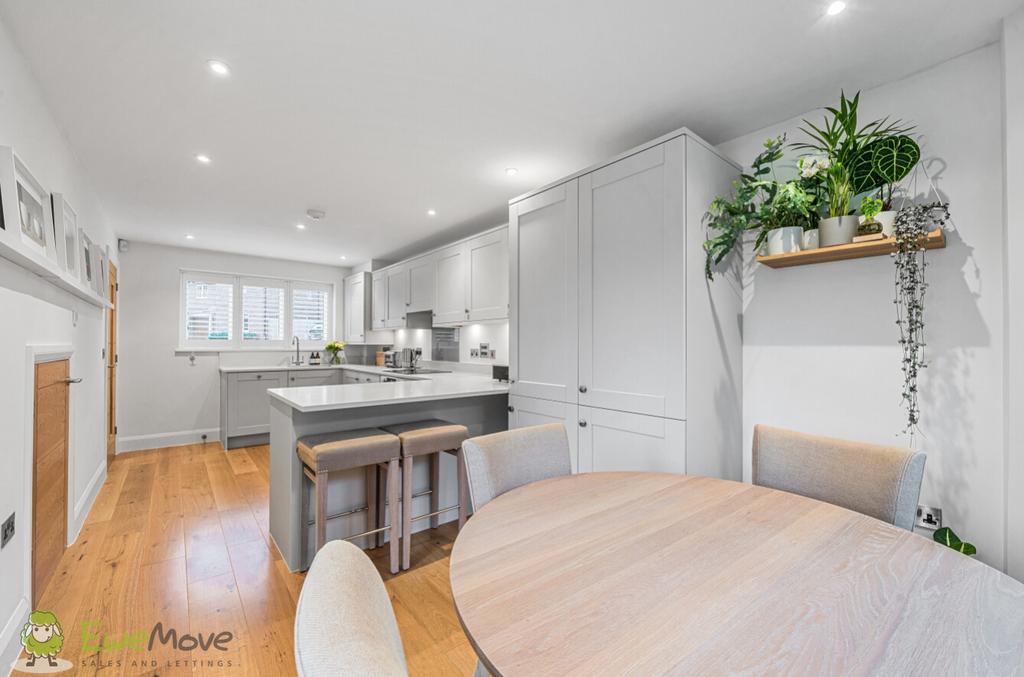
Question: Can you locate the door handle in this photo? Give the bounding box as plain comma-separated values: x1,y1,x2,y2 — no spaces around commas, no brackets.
507,405,515,412
578,420,587,428
578,385,588,393
65,378,83,384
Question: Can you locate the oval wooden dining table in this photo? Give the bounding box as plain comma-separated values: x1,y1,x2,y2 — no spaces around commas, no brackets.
449,472,1024,676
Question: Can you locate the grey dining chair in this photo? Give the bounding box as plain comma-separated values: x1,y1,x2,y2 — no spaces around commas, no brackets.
751,424,927,531
461,422,573,512
294,540,408,677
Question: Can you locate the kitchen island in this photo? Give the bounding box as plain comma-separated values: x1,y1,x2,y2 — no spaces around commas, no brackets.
267,367,509,571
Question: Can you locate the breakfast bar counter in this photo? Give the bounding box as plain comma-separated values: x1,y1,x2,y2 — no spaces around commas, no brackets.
267,370,509,571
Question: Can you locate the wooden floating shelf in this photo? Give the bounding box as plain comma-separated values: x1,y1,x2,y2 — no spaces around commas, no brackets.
757,228,946,269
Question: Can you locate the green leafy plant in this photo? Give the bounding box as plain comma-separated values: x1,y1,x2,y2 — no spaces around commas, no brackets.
765,181,815,231
860,135,921,209
825,162,853,218
794,91,913,196
860,196,884,222
933,527,976,556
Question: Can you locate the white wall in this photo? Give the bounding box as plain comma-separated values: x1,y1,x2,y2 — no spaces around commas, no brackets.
1003,7,1024,581
0,15,116,667
718,45,1009,570
117,241,349,452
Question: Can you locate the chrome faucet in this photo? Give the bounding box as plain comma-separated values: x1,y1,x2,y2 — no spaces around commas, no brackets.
291,336,303,366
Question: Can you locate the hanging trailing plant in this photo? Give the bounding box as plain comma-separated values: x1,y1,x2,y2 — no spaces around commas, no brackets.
892,202,950,438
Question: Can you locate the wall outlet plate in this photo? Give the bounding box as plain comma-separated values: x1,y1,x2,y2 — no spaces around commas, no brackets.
1,513,14,549
916,505,942,530
489,349,496,358
470,348,480,357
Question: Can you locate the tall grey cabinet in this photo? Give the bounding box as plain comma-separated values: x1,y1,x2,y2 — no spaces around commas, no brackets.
508,128,742,480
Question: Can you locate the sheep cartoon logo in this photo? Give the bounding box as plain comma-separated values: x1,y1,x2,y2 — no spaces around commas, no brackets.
13,610,72,673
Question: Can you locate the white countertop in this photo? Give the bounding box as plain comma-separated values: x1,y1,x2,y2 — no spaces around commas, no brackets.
267,370,509,412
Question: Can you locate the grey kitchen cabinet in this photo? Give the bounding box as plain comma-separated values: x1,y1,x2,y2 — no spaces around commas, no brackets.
385,264,409,328
220,370,287,448
287,369,341,388
341,369,381,384
466,228,509,321
371,271,388,330
344,271,372,343
407,253,437,313
508,395,579,473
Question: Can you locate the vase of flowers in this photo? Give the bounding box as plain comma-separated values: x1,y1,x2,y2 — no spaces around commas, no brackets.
325,340,346,365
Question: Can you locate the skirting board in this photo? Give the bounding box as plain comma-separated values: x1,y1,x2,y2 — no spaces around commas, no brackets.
117,427,220,454
0,597,29,674
71,461,106,542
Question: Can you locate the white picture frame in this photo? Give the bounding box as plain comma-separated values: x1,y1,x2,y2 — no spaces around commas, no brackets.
80,230,94,287
89,240,104,295
13,154,57,263
52,193,78,276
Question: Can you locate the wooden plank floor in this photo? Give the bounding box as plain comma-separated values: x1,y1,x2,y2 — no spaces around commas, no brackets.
25,443,477,676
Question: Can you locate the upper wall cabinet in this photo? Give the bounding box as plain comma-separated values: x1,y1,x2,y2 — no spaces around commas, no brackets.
407,253,437,313
466,228,509,322
371,271,388,330
434,243,467,324
366,225,508,329
344,271,371,343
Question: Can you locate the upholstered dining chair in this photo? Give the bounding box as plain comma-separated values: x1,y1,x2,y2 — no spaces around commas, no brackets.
751,424,927,531
294,540,408,677
461,422,573,512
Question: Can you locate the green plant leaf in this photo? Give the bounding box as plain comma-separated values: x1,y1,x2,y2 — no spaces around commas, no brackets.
871,135,920,185
851,145,881,195
933,527,977,556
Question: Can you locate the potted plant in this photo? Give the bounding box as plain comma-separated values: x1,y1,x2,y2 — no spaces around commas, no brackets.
325,340,347,365
794,91,912,247
856,195,885,240
764,180,814,255
855,135,921,236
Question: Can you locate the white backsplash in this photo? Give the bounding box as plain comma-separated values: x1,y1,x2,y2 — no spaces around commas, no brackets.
391,321,508,366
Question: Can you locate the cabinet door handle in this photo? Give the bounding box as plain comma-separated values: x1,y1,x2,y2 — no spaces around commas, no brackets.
507,405,515,412
579,420,588,428
578,385,588,393
256,374,263,380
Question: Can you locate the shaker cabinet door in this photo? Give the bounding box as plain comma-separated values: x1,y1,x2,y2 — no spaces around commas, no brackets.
434,243,467,324
578,139,686,419
407,255,436,313
508,395,579,473
509,181,578,404
385,265,409,328
466,228,509,321
577,406,685,474
371,272,388,330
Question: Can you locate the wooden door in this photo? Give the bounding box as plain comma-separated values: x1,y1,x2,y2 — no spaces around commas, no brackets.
107,262,117,464
466,228,509,321
33,359,69,606
509,181,578,404
509,395,579,473
577,405,685,474
578,139,686,419
407,254,436,313
385,265,409,328
433,244,467,324
371,272,387,329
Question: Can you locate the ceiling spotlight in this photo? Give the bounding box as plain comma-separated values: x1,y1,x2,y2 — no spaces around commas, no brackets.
505,167,519,177
427,209,437,217
339,255,347,260
296,223,306,230
207,60,231,77
185,234,195,240
195,153,211,164
826,1,846,15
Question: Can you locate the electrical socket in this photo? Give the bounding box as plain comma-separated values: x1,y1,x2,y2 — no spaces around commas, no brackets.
489,350,496,358
1,513,14,549
916,505,942,530
470,349,480,358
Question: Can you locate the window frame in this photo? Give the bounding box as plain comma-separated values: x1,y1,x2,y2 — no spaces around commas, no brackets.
178,269,335,351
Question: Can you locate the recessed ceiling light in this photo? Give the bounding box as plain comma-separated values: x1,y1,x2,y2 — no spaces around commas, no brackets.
826,1,846,15
505,167,519,176
185,234,195,240
195,153,211,164
207,60,231,77
427,209,437,217
295,223,306,230
339,255,347,260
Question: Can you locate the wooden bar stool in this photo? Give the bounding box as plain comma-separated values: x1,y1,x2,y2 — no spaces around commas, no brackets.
297,427,402,574
381,419,470,570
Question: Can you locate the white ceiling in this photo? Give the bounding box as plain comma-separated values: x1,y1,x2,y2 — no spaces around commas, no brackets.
0,0,1019,266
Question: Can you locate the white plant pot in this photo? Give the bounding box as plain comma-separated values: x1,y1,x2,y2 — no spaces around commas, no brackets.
766,227,803,255
801,228,820,251
859,210,897,238
819,215,860,247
